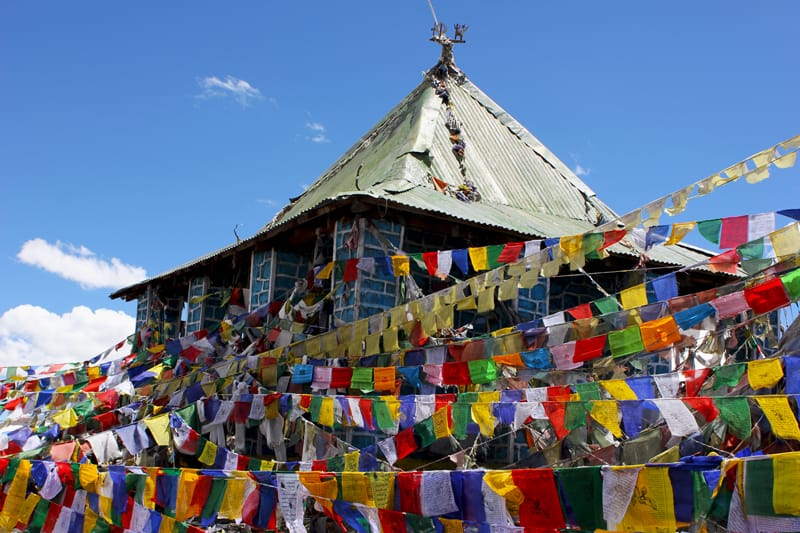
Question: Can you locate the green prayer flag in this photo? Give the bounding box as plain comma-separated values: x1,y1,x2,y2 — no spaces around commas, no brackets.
406,514,438,533
452,402,471,440
555,466,607,530
575,382,602,401
351,367,374,391
607,325,644,358
415,417,436,448
247,457,262,471
72,399,95,419
176,403,200,431
372,400,395,432
326,455,344,472
744,458,775,516
309,395,323,423
741,258,774,275
692,470,712,520
93,515,113,533
564,402,588,430
2,458,19,484
486,244,505,269
714,397,752,439
712,363,746,389
781,268,800,301
738,238,765,260
582,233,605,258
173,521,189,533
28,498,51,532
593,296,620,315
467,359,497,384
697,219,722,245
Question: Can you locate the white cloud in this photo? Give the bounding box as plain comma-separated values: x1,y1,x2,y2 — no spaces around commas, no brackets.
0,305,134,366
574,164,591,177
196,75,264,106
305,121,330,143
17,238,147,290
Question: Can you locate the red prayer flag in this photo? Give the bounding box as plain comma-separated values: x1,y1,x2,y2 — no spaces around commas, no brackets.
744,277,790,315
422,252,438,276
511,469,567,531
708,249,742,275
682,368,711,397
574,334,607,362
684,397,719,422
497,242,524,263
359,398,375,430
395,427,419,461
343,259,359,283
547,385,571,402
329,367,353,389
379,509,407,533
442,362,472,385
397,472,423,515
237,454,249,471
543,401,570,440
567,303,594,320
720,215,749,249
601,229,627,250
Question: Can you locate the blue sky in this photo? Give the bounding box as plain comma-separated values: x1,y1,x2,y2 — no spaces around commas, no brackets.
1,1,798,365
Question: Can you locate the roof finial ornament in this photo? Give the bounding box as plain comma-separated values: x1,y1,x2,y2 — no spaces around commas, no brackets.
427,21,467,83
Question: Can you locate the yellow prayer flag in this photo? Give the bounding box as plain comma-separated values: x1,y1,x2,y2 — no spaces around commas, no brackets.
421,312,437,336
341,472,370,505
498,276,519,301
519,267,539,288
321,330,338,353
433,407,452,438
483,470,524,505
468,246,489,271
79,463,99,492
197,439,218,465
383,326,400,352
175,470,200,522
368,472,395,509
471,402,497,437
560,235,583,262
751,148,775,168
747,358,784,390
769,224,800,258
435,304,454,330
619,467,676,533
772,453,800,515
477,286,496,314
365,332,381,357
590,400,624,438
665,187,692,216
620,284,648,310
391,255,410,276
261,460,275,471
218,476,246,520
439,518,465,533
745,166,770,184
666,222,696,245
159,515,177,533
18,493,40,527
344,450,360,472
306,336,322,357
143,414,171,446
52,408,79,429
318,396,335,427
456,295,477,311
84,507,99,533
756,396,800,440
540,259,561,278
353,318,369,340
774,151,797,169
316,262,334,280
390,305,407,327
409,300,423,319
1,459,30,520
601,379,639,400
